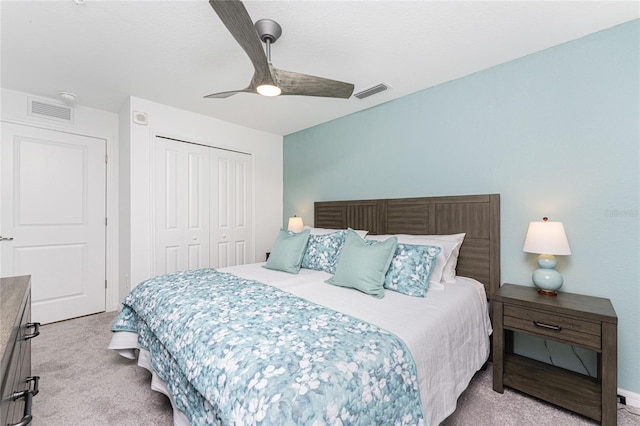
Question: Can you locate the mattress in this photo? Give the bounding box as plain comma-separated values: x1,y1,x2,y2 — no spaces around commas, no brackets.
109,263,491,425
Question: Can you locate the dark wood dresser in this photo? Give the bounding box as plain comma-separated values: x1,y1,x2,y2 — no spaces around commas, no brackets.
1,276,40,426
492,284,617,425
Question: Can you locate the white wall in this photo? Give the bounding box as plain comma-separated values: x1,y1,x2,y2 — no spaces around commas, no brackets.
120,97,283,296
2,90,283,310
1,88,121,312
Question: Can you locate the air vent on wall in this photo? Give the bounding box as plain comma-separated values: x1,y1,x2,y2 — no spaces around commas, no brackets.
28,98,74,123
354,83,390,100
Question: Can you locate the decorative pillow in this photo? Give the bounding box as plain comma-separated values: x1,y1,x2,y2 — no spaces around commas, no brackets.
326,230,397,298
394,234,465,284
301,230,347,273
383,233,466,283
366,234,459,287
263,228,311,274
384,243,442,297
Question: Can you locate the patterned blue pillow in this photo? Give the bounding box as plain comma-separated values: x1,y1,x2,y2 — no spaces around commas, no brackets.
301,230,347,273
367,241,442,297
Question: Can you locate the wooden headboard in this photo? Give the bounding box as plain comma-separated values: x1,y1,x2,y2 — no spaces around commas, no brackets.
314,194,500,297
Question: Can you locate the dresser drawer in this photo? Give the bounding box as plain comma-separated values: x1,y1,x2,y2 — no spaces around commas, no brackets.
503,305,601,351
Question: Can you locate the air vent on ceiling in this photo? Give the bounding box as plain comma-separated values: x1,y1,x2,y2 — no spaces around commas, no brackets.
354,83,390,100
28,98,74,123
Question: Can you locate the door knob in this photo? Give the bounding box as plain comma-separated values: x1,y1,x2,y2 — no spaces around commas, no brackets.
0,236,14,241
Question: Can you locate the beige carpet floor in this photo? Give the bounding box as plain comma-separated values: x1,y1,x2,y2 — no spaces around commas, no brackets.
31,311,640,425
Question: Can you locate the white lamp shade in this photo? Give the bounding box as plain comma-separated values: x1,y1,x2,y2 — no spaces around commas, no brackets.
287,216,304,233
523,220,571,255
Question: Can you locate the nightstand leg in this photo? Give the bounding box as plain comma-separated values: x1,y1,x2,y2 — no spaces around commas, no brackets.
492,301,504,393
601,322,617,426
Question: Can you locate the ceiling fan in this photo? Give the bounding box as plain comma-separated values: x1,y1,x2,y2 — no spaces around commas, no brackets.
205,0,354,99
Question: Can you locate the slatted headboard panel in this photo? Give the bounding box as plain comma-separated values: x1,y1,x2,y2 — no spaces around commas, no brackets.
314,194,500,297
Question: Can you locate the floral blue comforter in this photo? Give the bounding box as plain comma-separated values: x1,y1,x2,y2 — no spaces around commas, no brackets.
111,269,425,425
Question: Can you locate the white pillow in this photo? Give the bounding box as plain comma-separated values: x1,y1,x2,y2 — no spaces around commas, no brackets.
305,226,368,238
364,234,460,287
424,233,466,283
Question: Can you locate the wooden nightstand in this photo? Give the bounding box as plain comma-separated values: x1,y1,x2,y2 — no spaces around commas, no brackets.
492,284,618,425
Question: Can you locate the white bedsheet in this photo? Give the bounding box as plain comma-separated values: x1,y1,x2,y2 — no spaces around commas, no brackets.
110,264,491,425
224,263,492,426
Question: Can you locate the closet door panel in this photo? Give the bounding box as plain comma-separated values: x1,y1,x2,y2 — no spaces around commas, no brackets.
154,137,211,275
211,150,253,268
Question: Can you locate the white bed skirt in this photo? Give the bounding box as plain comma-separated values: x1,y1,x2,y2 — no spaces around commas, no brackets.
108,331,190,426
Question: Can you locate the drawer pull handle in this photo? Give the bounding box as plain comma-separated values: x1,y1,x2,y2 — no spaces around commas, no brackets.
27,376,40,396
533,321,562,331
23,322,40,340
11,376,40,400
10,389,33,426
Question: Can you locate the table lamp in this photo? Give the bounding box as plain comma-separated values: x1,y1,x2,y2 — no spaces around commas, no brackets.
287,216,304,233
523,217,571,296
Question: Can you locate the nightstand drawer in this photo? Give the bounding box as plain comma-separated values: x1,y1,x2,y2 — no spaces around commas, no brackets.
504,305,601,351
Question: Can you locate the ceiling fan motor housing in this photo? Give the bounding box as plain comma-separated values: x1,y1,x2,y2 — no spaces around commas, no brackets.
255,19,282,43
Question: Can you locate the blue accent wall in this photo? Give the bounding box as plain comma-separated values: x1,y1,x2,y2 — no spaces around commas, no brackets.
284,20,639,393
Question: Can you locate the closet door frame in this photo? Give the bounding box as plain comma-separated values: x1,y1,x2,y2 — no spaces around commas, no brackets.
151,135,254,276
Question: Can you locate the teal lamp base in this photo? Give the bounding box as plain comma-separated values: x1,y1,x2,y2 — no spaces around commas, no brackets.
532,254,563,296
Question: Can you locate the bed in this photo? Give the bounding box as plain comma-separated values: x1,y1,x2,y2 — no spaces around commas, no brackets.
109,194,500,425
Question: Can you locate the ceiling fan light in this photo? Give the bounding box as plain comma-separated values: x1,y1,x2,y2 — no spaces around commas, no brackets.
257,84,281,97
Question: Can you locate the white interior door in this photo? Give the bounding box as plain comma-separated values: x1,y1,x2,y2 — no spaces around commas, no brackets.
153,137,211,275
211,149,253,268
1,122,106,324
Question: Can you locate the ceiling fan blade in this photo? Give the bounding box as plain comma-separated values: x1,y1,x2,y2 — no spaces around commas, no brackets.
272,67,354,99
208,0,272,84
205,70,268,99
204,89,249,99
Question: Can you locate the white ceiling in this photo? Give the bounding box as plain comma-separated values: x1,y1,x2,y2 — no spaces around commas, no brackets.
2,1,638,136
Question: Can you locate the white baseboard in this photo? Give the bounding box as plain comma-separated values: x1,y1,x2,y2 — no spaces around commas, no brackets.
618,388,640,408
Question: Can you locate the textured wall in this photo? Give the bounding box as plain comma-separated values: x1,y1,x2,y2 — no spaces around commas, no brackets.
284,20,639,393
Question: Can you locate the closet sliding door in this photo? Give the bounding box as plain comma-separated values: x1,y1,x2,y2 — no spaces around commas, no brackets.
211,150,253,268
153,136,253,275
154,137,211,274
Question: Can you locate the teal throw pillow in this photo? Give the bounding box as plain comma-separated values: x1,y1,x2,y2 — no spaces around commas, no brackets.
264,228,311,274
326,230,398,298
